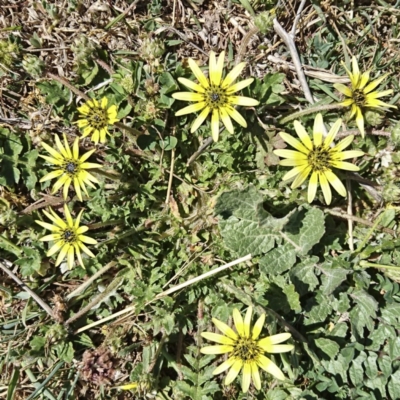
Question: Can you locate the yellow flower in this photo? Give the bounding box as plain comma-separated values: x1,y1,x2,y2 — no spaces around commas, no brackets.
40,134,102,202
172,51,259,142
334,56,397,137
76,97,119,144
274,114,364,205
36,204,97,270
201,307,293,393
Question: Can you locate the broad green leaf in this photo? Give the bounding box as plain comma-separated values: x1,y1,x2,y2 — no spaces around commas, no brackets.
388,369,400,399
259,243,296,274
284,207,325,255
349,351,367,386
349,290,378,336
364,352,378,379
319,262,350,295
315,338,340,359
290,256,319,293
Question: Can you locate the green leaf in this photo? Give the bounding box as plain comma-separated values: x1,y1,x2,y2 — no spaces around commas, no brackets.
319,262,350,295
30,336,46,352
349,290,379,336
284,207,325,256
315,338,340,359
364,352,378,379
159,136,177,151
282,283,301,313
290,256,319,293
349,351,367,386
265,389,289,400
54,341,74,363
388,369,400,400
159,72,179,94
259,243,296,274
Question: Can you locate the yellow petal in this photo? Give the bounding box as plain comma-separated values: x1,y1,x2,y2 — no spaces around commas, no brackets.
201,332,235,345
190,107,211,133
39,154,63,165
77,241,96,257
62,134,73,158
67,245,75,270
319,172,332,205
226,78,254,94
212,357,236,375
209,51,224,86
74,177,83,201
333,135,355,152
212,318,238,340
51,174,70,193
177,77,205,93
79,148,96,163
330,160,360,171
323,118,342,148
363,74,388,94
72,138,80,159
211,108,220,142
268,333,292,344
200,345,234,354
251,363,261,390
41,142,63,160
241,363,251,393
293,121,313,150
355,107,365,137
78,235,97,244
188,58,209,88
225,105,247,127
274,149,308,160
63,178,71,200
175,102,207,116
54,135,68,159
91,130,100,144
279,132,310,154
282,165,308,181
365,98,397,109
233,308,245,337
172,92,205,102
228,96,259,106
46,208,67,229
279,158,308,167
55,243,70,266
313,113,324,147
63,204,74,227
74,243,85,268
252,313,265,340
74,209,85,229
222,62,246,88
351,56,360,87
220,107,234,134
47,240,63,257
333,83,352,97
307,171,318,203
225,359,243,385
291,165,312,188
39,233,61,241
36,220,59,232
324,170,346,197
334,150,364,160
340,98,355,107
269,344,295,353
243,307,252,338
257,355,285,380
101,97,108,109
359,70,370,90
40,169,64,182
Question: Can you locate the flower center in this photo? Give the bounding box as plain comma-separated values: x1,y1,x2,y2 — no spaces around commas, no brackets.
62,229,75,242
352,89,366,107
88,108,109,129
204,86,228,109
232,336,262,362
307,146,332,172
63,160,79,176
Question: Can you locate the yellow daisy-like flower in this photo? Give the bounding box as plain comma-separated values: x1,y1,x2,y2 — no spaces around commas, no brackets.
76,97,119,144
334,56,397,137
273,114,364,205
201,307,293,393
36,204,97,270
40,134,102,202
172,51,259,142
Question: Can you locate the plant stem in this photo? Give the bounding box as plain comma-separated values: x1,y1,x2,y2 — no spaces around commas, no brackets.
359,260,400,270
279,104,345,125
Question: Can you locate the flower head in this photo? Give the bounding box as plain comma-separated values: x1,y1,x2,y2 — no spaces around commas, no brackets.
76,97,119,144
273,114,364,205
36,204,97,270
334,56,397,137
40,134,102,201
172,51,259,142
201,307,293,393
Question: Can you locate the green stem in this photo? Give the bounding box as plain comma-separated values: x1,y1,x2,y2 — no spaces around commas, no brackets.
115,121,141,144
359,260,400,270
0,235,22,254
279,104,345,125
